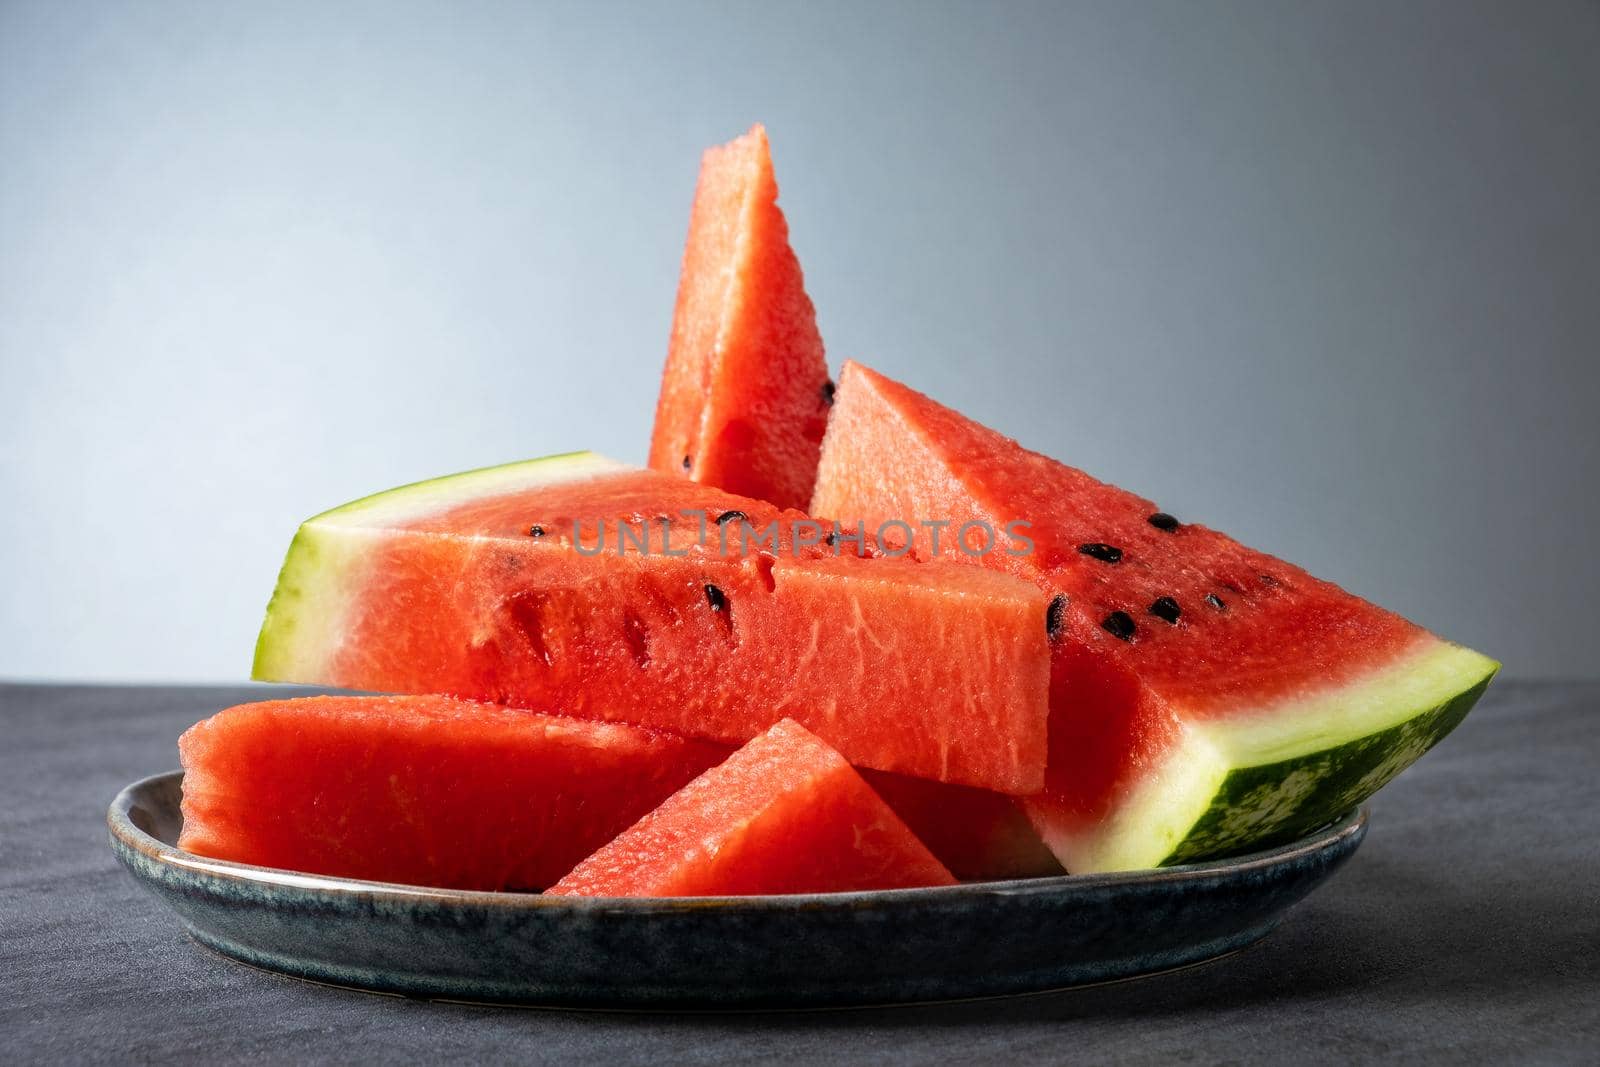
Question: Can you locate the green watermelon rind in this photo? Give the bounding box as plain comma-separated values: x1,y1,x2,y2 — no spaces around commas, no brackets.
1164,663,1495,865
251,451,628,682
1031,641,1499,873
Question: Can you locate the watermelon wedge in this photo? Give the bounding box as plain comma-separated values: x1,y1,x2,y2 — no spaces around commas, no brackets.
811,362,1500,872
251,453,1051,793
178,695,727,890
648,124,831,511
548,719,957,896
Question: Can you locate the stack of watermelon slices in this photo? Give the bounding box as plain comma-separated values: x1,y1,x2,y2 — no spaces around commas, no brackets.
178,124,1496,896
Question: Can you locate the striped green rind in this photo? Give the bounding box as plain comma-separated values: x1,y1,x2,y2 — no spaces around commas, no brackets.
251,451,628,683
1032,641,1499,873
1164,666,1494,864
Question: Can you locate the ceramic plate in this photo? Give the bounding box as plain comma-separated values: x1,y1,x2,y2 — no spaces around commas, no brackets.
109,770,1366,1008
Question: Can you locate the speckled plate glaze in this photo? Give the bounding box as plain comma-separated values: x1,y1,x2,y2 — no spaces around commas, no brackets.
109,771,1366,1008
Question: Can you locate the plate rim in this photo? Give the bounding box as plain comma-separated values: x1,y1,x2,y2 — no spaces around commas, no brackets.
109,768,1369,910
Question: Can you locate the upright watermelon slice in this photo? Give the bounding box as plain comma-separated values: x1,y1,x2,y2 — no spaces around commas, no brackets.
811,362,1499,872
648,125,832,510
252,453,1051,793
179,694,726,890
548,719,957,897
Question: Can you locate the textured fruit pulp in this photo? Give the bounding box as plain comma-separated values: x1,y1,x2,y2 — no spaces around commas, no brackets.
548,720,957,896
329,466,1052,793
810,362,1430,830
178,695,726,890
860,771,1064,880
647,124,831,511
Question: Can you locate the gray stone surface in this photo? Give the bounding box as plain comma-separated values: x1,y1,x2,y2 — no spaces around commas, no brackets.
1,681,1596,1064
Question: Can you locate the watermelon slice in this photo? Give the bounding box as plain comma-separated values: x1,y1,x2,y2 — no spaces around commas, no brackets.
251,453,1051,793
860,771,1064,880
648,124,831,511
548,719,957,896
178,694,727,890
811,362,1500,872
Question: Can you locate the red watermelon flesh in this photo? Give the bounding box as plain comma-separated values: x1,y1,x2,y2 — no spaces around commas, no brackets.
811,362,1499,872
860,770,1064,881
548,719,957,897
252,454,1052,794
178,695,726,890
648,124,831,511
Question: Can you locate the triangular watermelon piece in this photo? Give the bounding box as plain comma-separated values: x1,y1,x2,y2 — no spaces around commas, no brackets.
548,719,957,896
648,125,831,511
811,361,1499,873
179,695,727,891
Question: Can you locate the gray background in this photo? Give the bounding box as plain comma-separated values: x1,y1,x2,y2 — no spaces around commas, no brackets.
2,0,1595,682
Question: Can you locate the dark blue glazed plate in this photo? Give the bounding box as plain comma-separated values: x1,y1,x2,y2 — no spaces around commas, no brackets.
109,771,1366,1008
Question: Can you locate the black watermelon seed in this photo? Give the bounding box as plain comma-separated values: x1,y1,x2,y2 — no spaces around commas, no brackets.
703,584,727,612
1149,596,1181,624
1147,512,1180,532
1046,594,1069,642
1259,573,1279,586
681,455,692,471
715,510,748,526
821,380,836,406
528,524,545,538
1101,610,1136,641
1205,593,1227,611
1078,543,1124,564
823,530,837,547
